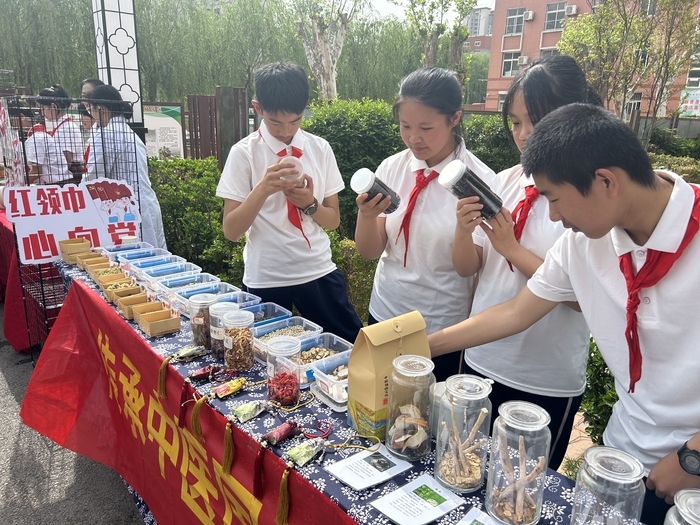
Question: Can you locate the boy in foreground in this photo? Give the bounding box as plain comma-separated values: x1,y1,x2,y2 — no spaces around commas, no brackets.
216,62,362,342
428,103,700,523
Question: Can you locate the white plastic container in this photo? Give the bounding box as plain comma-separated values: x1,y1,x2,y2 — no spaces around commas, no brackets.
310,347,352,405
279,156,304,180
252,316,323,363
216,291,262,309
175,282,242,318
241,302,292,327
278,332,353,388
101,242,154,264
116,248,170,272
126,255,186,279
157,272,222,313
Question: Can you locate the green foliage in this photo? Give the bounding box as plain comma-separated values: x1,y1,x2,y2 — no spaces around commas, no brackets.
649,153,700,183
462,114,521,174
648,129,700,160
463,52,490,105
302,99,405,237
148,157,244,285
580,338,617,445
560,455,585,481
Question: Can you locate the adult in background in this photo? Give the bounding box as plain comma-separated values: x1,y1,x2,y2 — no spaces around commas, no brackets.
85,85,166,249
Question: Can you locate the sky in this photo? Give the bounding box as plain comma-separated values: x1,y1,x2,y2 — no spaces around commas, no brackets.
371,0,495,20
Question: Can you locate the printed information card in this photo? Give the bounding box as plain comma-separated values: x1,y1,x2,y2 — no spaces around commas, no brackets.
324,445,412,491
457,506,499,525
370,473,466,525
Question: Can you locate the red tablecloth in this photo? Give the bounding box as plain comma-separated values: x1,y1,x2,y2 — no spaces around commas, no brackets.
20,280,357,525
0,210,30,351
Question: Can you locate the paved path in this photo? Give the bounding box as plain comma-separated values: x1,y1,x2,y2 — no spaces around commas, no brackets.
0,303,143,525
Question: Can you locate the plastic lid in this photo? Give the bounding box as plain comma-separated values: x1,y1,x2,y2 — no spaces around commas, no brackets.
446,374,492,400
499,400,551,431
675,489,700,525
267,335,301,357
279,156,304,180
583,446,645,484
392,355,435,377
209,302,240,317
350,168,375,194
222,309,254,328
438,159,467,188
189,293,219,307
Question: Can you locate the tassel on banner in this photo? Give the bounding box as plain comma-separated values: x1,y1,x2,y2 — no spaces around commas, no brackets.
157,355,174,398
253,442,267,499
275,462,293,525
223,421,234,474
178,379,191,428
190,393,210,441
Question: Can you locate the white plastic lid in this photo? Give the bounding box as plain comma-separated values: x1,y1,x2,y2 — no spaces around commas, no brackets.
209,302,239,318
266,335,301,357
189,293,219,308
222,309,254,329
392,355,435,376
446,374,492,400
583,446,645,484
279,156,304,180
350,168,375,194
499,400,551,431
675,489,700,524
121,235,138,244
438,159,467,188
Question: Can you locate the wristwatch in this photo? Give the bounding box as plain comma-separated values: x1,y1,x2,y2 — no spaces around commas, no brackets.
678,441,700,475
301,198,318,216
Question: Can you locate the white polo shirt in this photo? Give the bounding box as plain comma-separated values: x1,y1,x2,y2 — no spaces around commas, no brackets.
369,145,496,335
51,115,83,160
468,165,590,396
528,172,700,473
216,121,344,288
24,131,72,183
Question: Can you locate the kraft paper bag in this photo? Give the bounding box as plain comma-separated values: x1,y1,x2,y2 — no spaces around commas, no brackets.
347,310,431,440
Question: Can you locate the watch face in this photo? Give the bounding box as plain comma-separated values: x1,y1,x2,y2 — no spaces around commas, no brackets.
683,452,700,472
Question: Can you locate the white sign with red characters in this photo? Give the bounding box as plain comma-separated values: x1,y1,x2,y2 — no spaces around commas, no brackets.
4,178,142,264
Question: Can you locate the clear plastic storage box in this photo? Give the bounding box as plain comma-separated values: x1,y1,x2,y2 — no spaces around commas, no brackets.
175,282,242,318
310,347,352,408
157,273,222,313
116,248,171,272
216,291,262,309
101,242,153,263
241,302,292,327
252,316,323,363
125,255,186,279
278,333,353,389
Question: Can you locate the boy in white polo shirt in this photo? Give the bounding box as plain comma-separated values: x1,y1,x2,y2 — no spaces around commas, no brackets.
216,62,362,343
428,103,700,524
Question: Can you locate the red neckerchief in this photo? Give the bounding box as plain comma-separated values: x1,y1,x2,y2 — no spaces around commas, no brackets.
277,146,310,249
48,116,72,137
82,144,90,174
26,123,46,138
395,168,439,266
618,184,700,392
507,184,540,272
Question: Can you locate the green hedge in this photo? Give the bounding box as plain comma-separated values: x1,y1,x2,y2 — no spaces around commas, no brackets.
463,114,521,174
302,99,405,238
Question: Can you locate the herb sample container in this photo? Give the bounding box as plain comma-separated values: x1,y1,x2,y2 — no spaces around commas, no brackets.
209,302,240,361
222,310,255,371
438,159,502,219
385,355,435,461
571,446,645,525
486,401,551,525
266,336,301,406
665,489,700,525
435,375,492,493
189,293,218,349
350,168,401,213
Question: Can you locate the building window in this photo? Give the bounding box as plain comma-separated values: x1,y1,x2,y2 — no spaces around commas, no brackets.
688,63,700,88
505,8,525,35
545,2,566,30
540,49,560,57
475,40,481,47
462,41,471,52
497,93,507,111
624,92,642,121
502,53,521,77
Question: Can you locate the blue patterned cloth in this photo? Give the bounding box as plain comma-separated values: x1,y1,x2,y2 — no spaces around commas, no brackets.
56,262,577,525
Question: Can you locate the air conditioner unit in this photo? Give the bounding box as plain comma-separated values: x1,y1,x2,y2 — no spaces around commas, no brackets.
565,5,578,15
518,55,529,65
523,10,534,21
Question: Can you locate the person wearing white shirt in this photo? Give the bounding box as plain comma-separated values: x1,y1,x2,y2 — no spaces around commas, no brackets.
429,104,700,524
37,84,83,182
354,67,496,381
84,85,166,250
